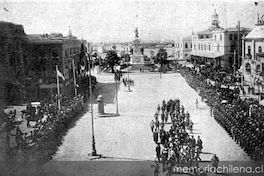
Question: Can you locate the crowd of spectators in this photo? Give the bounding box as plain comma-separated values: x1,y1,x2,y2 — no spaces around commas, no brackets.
4,95,84,160
180,67,264,160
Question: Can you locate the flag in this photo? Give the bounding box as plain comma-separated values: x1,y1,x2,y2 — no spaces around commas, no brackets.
3,7,9,12
57,69,65,80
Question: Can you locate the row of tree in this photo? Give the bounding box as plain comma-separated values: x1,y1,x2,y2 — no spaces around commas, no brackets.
103,48,169,73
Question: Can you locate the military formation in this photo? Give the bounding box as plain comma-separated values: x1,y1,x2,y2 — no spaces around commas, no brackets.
150,99,203,174
181,67,264,161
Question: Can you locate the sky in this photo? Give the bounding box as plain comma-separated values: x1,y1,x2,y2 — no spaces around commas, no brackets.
0,0,263,42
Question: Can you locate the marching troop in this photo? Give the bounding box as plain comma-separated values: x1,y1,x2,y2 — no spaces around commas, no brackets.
151,99,203,174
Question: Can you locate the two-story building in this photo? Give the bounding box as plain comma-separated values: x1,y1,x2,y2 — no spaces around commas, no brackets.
25,32,83,100
0,21,27,110
242,16,264,88
174,36,192,62
191,10,250,70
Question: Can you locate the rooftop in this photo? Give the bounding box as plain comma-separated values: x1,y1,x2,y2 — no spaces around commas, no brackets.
27,33,80,44
245,24,264,39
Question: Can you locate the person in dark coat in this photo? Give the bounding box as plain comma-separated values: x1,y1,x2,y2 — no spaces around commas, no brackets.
156,144,161,161
153,129,159,144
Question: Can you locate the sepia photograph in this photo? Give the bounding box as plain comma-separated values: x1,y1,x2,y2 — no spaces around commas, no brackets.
0,0,264,175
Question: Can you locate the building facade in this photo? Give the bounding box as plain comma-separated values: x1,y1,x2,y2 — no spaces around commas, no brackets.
174,36,192,60
25,32,83,100
191,10,250,70
0,21,27,112
242,17,264,88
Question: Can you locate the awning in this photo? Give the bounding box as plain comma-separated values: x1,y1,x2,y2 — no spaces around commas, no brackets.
190,52,224,59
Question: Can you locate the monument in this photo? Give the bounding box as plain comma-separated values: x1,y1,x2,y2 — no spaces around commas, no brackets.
130,28,145,65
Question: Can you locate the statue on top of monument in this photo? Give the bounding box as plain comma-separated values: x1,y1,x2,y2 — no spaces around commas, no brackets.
135,27,139,38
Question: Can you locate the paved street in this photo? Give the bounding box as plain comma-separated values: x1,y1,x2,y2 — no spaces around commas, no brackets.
53,72,250,162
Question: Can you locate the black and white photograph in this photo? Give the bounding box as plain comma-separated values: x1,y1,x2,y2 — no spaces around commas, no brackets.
0,0,264,175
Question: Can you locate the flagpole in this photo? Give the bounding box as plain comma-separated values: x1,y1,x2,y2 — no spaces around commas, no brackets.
56,65,61,110
72,59,77,96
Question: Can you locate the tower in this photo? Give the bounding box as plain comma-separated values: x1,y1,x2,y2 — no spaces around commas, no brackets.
211,9,220,29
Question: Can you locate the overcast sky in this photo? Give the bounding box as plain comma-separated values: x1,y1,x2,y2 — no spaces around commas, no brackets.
0,0,263,42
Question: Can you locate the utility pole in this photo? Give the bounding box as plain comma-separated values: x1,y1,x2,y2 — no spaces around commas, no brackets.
233,50,236,75
72,59,77,96
237,20,241,69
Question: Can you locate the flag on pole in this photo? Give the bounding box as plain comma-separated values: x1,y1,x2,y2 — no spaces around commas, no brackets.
57,69,65,81
3,7,9,12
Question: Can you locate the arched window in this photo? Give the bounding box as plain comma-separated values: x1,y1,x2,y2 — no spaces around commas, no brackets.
248,46,251,55
258,46,262,53
245,63,251,73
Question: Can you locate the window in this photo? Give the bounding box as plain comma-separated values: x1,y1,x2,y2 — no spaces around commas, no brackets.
229,34,233,40
209,45,211,51
204,44,206,51
248,46,251,55
257,65,261,72
234,34,238,40
194,44,196,50
217,44,220,51
258,46,262,53
220,34,222,41
201,44,203,50
245,63,251,73
214,35,216,41
185,43,188,49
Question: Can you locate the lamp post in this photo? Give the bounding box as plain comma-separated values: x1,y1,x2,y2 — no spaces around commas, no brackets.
87,52,97,156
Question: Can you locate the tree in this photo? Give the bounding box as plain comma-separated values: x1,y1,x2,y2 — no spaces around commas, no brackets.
156,48,167,71
105,50,120,73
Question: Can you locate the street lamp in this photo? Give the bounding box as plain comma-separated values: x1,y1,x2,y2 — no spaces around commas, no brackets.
86,52,97,156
